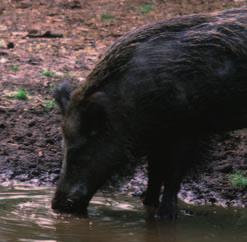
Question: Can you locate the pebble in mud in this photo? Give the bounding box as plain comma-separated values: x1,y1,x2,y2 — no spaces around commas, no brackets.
0,123,5,129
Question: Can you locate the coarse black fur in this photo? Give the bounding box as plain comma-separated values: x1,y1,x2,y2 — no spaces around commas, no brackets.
52,7,247,220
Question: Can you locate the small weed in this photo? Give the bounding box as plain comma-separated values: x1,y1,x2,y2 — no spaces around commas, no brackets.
43,100,56,110
229,171,247,189
10,65,20,72
49,83,56,92
41,69,56,78
101,13,114,22
14,88,28,100
139,3,154,14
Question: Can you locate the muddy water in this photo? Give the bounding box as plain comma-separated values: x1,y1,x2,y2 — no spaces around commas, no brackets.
0,184,247,242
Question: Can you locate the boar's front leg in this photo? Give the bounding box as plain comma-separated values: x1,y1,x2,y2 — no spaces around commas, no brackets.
143,155,183,220
157,137,200,220
143,158,164,218
157,170,183,220
144,163,183,220
144,137,199,220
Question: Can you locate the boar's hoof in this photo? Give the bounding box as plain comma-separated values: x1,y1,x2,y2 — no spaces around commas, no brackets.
157,206,177,221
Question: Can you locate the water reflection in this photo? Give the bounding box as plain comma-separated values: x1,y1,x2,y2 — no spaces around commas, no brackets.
0,183,247,242
143,221,177,242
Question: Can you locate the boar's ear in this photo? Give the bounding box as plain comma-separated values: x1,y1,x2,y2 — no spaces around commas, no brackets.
53,81,74,115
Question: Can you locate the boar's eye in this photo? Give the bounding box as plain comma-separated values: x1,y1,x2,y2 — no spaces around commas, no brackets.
84,107,107,136
63,128,88,149
89,130,98,137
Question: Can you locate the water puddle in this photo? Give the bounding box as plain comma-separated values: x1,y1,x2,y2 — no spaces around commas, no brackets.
0,183,247,242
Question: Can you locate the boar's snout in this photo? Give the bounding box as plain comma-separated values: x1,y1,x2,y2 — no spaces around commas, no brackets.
52,186,90,215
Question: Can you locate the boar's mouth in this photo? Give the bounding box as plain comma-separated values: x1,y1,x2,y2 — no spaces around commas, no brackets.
51,189,92,216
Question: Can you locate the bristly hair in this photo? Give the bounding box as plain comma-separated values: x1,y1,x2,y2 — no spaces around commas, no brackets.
77,7,247,99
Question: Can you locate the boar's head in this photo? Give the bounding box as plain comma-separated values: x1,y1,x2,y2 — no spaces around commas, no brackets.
52,82,127,215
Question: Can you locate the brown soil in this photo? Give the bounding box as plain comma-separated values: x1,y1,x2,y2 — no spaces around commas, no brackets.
0,0,247,207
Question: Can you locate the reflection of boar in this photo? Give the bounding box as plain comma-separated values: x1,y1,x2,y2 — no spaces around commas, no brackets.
52,8,247,219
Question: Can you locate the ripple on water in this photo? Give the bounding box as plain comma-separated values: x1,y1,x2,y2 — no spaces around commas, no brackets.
0,184,247,242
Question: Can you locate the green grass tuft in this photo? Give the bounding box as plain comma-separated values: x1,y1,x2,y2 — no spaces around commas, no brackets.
41,69,56,78
10,65,20,72
101,13,115,22
14,88,28,100
229,171,247,189
43,99,56,110
139,3,154,14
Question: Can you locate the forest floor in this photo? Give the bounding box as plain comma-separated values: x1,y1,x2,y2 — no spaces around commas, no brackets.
1,0,247,208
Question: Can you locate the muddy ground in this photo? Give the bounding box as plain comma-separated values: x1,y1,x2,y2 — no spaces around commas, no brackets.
1,0,247,208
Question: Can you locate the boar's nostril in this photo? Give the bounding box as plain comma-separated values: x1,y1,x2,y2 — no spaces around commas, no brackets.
52,197,76,212
66,198,75,207
52,185,90,214
52,195,88,215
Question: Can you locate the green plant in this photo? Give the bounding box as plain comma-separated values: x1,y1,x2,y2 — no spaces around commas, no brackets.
41,69,56,78
14,88,28,100
101,13,114,22
10,65,19,72
43,99,56,110
139,3,154,14
229,171,247,189
49,83,56,92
